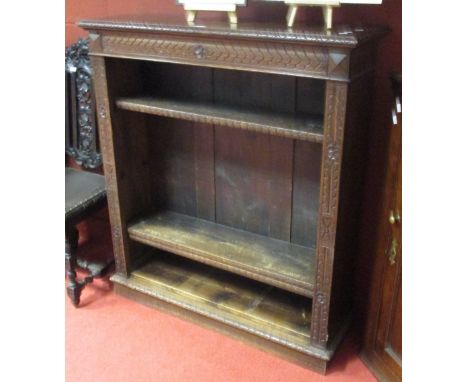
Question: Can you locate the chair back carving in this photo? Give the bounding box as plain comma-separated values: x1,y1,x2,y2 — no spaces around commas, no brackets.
65,39,102,168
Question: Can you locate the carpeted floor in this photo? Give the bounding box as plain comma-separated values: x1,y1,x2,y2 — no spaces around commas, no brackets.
65,219,377,382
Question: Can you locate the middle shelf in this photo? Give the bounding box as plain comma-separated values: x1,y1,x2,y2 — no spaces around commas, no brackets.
116,97,324,143
128,211,316,297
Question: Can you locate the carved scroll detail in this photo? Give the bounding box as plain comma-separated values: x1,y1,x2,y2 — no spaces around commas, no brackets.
66,39,102,168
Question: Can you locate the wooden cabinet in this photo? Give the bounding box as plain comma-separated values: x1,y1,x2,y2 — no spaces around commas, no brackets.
361,75,402,381
80,17,385,374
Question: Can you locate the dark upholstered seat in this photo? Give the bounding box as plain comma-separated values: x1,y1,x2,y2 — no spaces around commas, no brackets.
66,168,106,224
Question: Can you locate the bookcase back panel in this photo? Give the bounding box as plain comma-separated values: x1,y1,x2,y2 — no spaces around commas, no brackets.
139,61,325,118
214,126,294,242
149,118,198,216
143,62,213,103
138,114,320,248
105,58,324,248
291,141,322,248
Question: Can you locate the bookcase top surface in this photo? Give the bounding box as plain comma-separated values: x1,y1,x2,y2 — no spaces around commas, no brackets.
79,16,386,48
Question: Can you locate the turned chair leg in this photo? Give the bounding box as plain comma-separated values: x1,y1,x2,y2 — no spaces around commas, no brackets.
65,225,83,307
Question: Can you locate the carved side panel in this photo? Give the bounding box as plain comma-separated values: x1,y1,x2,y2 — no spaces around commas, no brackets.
312,81,348,346
66,39,102,168
95,32,332,79
90,56,129,275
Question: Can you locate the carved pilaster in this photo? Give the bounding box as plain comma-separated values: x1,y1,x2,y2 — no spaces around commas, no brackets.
312,81,348,346
90,56,129,275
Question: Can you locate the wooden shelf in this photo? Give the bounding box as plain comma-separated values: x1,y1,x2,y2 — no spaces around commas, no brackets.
128,211,316,297
116,97,324,143
111,252,326,356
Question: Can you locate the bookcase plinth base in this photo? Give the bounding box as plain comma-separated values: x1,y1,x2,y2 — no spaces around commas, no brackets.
113,275,350,374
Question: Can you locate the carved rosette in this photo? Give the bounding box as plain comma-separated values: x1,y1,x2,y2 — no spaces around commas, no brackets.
312,81,348,346
66,39,102,168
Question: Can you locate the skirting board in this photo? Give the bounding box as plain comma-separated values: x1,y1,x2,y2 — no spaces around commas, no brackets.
113,280,351,374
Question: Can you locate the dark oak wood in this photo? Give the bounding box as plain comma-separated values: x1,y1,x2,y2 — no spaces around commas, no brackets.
81,18,386,81
214,127,294,240
311,80,348,346
128,210,316,297
113,283,330,373
83,17,385,373
291,140,322,248
360,75,402,382
115,252,312,345
80,17,383,47
66,39,101,169
116,97,324,143
328,62,376,342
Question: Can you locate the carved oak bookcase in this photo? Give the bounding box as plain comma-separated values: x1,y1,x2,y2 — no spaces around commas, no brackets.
80,17,384,373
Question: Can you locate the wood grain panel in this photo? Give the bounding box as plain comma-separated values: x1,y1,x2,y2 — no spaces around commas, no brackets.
215,127,293,241
149,118,197,216
128,210,316,296
213,70,295,240
291,141,322,248
115,252,313,346
388,276,402,357
116,97,324,143
194,123,215,221
144,63,216,220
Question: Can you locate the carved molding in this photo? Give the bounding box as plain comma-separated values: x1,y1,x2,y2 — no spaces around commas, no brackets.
79,19,385,48
66,39,102,168
98,33,331,78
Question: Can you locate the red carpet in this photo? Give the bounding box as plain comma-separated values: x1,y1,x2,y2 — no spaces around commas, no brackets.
66,219,377,382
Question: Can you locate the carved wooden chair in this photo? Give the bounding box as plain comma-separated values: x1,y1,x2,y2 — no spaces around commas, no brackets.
65,39,112,307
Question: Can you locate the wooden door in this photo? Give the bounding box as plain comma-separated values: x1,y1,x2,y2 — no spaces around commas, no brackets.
361,75,402,382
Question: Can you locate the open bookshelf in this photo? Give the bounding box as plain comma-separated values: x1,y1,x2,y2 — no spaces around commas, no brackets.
82,17,384,374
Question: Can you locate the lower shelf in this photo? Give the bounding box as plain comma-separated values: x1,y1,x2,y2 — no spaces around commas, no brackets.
128,211,316,297
111,251,331,360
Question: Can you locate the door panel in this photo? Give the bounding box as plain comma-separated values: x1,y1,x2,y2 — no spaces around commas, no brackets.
361,75,402,382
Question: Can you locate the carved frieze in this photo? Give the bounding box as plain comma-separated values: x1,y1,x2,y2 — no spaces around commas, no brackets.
94,32,338,79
